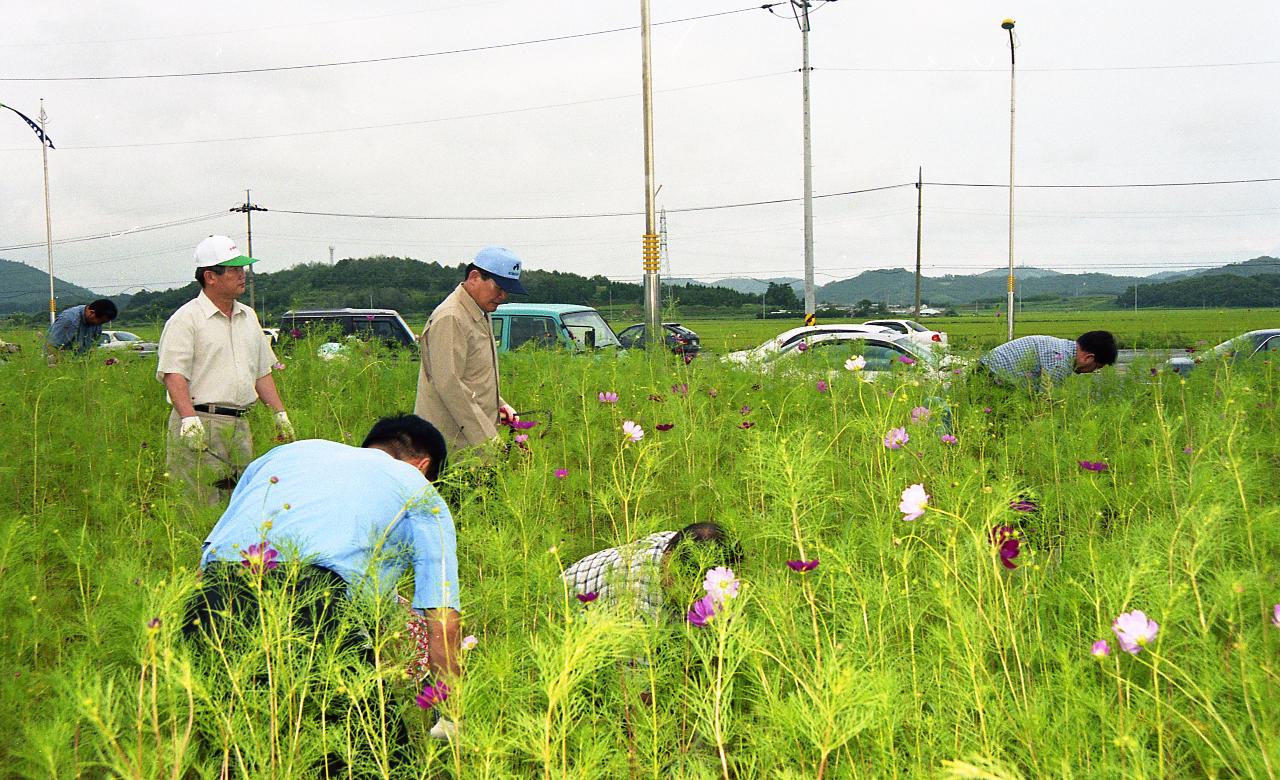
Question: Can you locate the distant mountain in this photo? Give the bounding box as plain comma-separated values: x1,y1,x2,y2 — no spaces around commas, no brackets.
1189,256,1279,278
712,277,804,295
0,258,105,315
817,268,1144,306
664,277,712,287
974,266,1064,279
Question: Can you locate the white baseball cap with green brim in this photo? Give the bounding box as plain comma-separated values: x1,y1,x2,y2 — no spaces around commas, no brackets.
194,235,258,267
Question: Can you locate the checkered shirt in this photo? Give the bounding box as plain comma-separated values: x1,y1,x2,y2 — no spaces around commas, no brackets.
980,335,1077,388
562,531,677,620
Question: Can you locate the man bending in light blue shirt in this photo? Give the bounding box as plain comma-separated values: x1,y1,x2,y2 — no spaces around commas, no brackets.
979,331,1117,389
187,413,462,737
46,298,117,358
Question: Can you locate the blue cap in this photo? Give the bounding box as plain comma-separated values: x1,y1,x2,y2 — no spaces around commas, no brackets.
473,246,527,295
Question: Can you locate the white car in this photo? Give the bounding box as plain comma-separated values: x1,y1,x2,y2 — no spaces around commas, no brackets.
723,324,898,365
734,330,969,383
98,330,158,355
862,319,948,348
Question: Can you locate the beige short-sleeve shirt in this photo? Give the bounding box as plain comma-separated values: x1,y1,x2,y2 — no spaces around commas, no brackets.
156,290,277,409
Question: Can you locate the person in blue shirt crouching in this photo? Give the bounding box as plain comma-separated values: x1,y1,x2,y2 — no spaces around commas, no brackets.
184,413,462,743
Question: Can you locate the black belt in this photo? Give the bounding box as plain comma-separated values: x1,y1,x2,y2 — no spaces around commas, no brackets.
193,404,248,417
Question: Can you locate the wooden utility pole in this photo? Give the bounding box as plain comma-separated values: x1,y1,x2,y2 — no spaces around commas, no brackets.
914,167,923,318
230,190,267,311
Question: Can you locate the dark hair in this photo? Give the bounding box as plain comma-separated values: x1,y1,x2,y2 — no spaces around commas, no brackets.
664,521,743,568
1077,330,1118,366
196,265,228,288
463,263,493,283
86,299,117,321
362,414,447,481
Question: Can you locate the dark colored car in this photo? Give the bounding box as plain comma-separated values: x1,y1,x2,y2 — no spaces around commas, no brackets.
280,308,418,348
616,322,701,356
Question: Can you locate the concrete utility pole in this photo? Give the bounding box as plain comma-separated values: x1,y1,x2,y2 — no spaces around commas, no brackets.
640,0,662,346
795,0,816,325
914,166,923,318
329,245,335,265
230,190,267,311
39,100,55,325
1002,19,1018,341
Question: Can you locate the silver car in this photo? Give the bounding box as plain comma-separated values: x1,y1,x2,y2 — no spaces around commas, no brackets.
99,330,158,355
1166,329,1280,375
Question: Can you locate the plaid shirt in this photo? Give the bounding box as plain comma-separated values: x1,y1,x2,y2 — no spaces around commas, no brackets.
980,335,1077,388
562,531,677,620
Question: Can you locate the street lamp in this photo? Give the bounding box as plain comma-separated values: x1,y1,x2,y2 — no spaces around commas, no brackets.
1002,18,1017,341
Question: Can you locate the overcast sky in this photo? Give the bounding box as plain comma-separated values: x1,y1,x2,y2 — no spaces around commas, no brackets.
1,0,1277,297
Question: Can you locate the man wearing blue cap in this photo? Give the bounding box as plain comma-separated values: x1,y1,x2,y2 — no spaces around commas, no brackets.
415,246,527,451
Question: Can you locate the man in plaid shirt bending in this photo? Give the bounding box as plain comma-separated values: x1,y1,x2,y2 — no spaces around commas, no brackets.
979,331,1117,390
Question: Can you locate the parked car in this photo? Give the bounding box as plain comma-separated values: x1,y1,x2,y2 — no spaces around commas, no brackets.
730,330,967,382
862,319,948,348
490,304,621,352
615,322,701,356
281,308,417,348
1166,329,1280,375
723,324,897,365
98,330,158,355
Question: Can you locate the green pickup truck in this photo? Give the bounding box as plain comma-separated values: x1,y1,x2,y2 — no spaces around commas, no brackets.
489,304,621,352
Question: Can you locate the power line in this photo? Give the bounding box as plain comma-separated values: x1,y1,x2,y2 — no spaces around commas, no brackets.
0,6,773,82
822,59,1280,74
0,212,227,252
925,177,1280,189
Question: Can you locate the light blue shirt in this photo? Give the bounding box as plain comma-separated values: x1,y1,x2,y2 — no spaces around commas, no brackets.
47,305,102,354
980,335,1077,388
199,439,460,612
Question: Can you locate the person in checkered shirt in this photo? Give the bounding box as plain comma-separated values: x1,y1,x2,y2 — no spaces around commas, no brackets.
561,522,741,621
978,331,1117,389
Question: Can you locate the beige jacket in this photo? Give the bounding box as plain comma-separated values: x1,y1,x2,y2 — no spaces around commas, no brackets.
414,284,506,451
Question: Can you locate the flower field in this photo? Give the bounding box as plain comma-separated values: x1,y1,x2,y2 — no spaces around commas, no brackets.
0,328,1277,778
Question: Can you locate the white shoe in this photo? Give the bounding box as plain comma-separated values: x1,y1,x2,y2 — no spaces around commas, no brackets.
429,716,457,741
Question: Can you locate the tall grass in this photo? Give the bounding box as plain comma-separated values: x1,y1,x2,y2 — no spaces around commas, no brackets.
0,327,1277,778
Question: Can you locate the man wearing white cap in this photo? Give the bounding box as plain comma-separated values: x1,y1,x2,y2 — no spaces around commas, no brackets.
415,246,527,452
157,235,294,502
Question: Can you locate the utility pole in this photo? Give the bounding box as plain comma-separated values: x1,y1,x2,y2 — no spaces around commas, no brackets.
640,0,662,346
329,245,335,265
1002,19,1018,341
39,100,55,325
794,0,816,326
914,166,923,318
230,190,267,311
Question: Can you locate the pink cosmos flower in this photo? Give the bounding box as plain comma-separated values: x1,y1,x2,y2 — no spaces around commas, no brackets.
786,559,819,573
514,434,529,449
940,434,958,445
687,595,716,627
415,681,450,709
1112,610,1159,654
703,567,740,604
910,406,932,423
554,468,568,479
883,427,910,450
598,391,618,404
1271,604,1279,629
1091,639,1111,659
899,484,929,521
739,405,751,415
622,420,644,442
1078,460,1109,472
671,383,689,396
460,635,479,651
240,542,279,574
272,361,286,371
816,380,829,393
1182,447,1193,455
797,341,809,352
655,423,674,431
577,592,598,604
983,406,993,414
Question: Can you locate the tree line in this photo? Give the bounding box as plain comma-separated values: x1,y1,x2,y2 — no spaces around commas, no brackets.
1116,274,1280,309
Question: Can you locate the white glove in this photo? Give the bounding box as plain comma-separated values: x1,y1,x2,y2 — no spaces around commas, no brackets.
179,416,207,451
275,410,296,442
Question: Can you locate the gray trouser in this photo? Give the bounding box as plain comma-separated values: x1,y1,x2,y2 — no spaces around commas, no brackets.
166,409,253,505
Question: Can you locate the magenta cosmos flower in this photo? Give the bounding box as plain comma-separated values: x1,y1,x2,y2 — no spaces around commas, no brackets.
622,420,644,442
899,484,929,521
671,383,689,396
655,423,674,431
990,526,1021,569
554,468,568,479
816,380,829,393
1009,498,1038,513
1111,610,1159,654
884,427,910,450
940,434,958,445
509,419,537,430
240,542,280,574
415,681,450,709
1091,639,1111,659
687,595,716,627
738,421,755,430
897,355,916,365
598,391,618,404
576,592,599,604
739,405,751,415
104,357,119,366
796,341,809,352
1078,460,1109,472
786,559,819,573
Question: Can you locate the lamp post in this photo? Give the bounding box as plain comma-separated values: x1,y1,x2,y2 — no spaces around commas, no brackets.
1002,18,1017,341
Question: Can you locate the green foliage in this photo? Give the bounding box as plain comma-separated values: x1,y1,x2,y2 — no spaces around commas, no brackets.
1118,273,1280,308
0,328,1278,776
